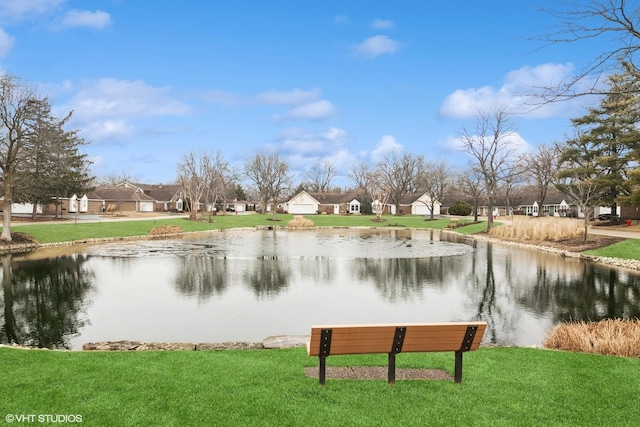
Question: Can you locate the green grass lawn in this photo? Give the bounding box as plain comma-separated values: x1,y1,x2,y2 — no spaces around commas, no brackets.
584,238,640,260
2,217,639,425
5,214,484,244
1,346,638,426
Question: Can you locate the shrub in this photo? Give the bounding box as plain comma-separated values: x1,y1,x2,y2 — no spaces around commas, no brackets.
489,216,582,241
150,225,183,235
448,201,472,216
287,215,315,228
543,318,640,358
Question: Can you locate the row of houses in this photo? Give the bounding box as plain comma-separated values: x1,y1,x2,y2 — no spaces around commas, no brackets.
9,183,184,216
285,189,438,215
284,188,623,219
4,181,630,219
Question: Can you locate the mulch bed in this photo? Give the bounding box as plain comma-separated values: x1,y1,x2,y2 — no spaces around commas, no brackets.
543,236,625,252
486,234,625,253
304,366,453,381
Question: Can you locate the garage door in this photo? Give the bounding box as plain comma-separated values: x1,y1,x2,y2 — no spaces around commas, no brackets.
413,204,430,215
139,201,154,212
289,204,317,214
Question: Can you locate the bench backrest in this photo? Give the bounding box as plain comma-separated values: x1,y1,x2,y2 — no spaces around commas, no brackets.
307,322,486,356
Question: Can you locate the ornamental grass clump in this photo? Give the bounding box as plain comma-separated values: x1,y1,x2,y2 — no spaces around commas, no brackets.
149,225,184,235
490,216,582,241
543,318,640,357
287,215,315,229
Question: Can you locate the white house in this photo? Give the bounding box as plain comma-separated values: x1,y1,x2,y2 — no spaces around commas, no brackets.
399,193,441,216
286,190,320,214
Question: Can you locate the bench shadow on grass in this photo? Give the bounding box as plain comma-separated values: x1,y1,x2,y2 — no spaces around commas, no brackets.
304,366,453,381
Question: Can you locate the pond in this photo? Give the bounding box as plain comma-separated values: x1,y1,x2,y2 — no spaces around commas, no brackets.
1,228,640,350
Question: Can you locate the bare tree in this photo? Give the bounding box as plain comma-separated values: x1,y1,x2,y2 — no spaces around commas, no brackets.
415,159,450,220
305,160,336,193
501,155,528,217
99,171,135,186
0,76,43,241
457,170,485,222
209,151,239,217
348,161,372,191
538,0,640,101
554,161,603,241
459,110,519,231
177,150,214,220
525,143,561,216
376,151,424,215
244,152,292,220
368,170,391,221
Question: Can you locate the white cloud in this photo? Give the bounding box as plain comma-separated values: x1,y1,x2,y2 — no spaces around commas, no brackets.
439,62,594,119
83,120,134,141
439,86,503,119
0,28,15,57
256,88,321,105
62,78,190,142
252,87,336,121
60,9,111,29
371,19,394,30
370,135,402,162
323,127,347,141
69,78,190,119
272,126,349,168
353,35,400,59
0,0,66,20
283,100,336,120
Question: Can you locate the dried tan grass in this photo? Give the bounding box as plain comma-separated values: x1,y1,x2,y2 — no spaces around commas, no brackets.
490,216,582,241
286,215,315,228
149,225,184,235
543,319,640,357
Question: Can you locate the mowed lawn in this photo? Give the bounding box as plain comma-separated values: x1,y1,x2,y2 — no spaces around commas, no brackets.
6,214,467,244
2,213,640,426
1,346,639,427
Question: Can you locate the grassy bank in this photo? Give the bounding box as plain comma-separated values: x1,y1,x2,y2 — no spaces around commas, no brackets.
1,346,638,426
584,238,640,260
6,214,478,244
6,213,639,260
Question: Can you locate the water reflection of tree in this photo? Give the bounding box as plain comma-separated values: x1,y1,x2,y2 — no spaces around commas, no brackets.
174,256,228,301
466,243,519,345
553,264,640,321
0,254,94,349
354,257,451,302
244,258,291,298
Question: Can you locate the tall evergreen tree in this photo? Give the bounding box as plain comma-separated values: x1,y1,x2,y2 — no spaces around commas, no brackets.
18,106,93,218
556,130,609,239
560,61,640,218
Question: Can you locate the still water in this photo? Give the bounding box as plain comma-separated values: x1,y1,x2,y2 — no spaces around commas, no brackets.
1,228,639,350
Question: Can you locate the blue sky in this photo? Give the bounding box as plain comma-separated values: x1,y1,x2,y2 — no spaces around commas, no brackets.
0,0,609,187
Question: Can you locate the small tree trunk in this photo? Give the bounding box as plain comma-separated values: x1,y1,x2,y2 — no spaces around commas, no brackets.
583,217,589,242
2,198,12,241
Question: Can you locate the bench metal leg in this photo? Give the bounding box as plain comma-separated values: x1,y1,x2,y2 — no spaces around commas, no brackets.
388,353,396,384
319,356,326,385
454,351,463,383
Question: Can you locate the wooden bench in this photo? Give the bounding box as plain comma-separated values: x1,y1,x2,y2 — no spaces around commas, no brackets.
307,322,487,385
